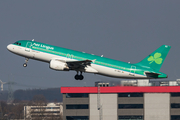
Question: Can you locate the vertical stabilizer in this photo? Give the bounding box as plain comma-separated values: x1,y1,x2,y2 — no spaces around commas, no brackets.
136,45,171,71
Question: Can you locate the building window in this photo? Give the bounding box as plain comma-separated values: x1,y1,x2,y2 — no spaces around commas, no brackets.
171,104,180,108
31,111,60,113
46,107,60,109
31,107,60,109
66,116,89,120
66,104,89,109
118,104,143,109
118,93,143,97
171,93,180,97
32,115,60,117
119,116,143,120
66,93,89,98
171,115,180,120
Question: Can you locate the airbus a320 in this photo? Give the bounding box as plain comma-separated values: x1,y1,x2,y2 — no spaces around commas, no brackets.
7,40,171,80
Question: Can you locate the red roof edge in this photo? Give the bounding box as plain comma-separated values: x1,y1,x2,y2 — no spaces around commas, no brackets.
61,86,180,93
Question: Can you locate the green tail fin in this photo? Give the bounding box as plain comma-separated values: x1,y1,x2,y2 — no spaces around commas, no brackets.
136,45,171,71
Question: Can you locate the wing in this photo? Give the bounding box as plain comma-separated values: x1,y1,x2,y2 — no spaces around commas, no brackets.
66,59,98,73
66,60,92,69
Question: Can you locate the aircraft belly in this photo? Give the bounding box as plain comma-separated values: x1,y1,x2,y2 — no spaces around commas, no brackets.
33,51,52,62
92,64,146,79
17,48,147,79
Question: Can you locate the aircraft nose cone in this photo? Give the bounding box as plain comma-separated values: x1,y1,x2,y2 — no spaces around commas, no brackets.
7,44,12,51
7,44,10,50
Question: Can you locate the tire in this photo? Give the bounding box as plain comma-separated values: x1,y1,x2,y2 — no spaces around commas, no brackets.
23,63,27,67
74,75,79,80
79,75,84,80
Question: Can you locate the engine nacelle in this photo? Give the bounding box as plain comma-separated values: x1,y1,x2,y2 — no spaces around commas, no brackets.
49,59,69,71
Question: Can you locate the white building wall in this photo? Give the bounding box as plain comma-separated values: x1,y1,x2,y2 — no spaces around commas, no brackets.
144,93,170,120
90,94,117,120
24,103,63,119
137,79,149,86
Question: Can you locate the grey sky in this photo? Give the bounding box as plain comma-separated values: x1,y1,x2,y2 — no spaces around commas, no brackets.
0,1,180,90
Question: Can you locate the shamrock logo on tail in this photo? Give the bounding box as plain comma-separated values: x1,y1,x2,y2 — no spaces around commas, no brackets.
147,53,163,64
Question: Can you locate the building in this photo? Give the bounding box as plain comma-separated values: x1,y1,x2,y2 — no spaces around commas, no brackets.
24,103,63,120
61,84,180,120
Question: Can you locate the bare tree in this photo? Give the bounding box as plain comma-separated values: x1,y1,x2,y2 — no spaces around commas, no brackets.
31,94,47,120
0,101,7,120
11,103,24,119
32,94,47,106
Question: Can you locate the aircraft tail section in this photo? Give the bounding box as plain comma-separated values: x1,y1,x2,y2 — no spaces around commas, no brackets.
136,45,171,71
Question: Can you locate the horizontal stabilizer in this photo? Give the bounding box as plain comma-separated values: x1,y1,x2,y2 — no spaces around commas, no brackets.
145,72,161,78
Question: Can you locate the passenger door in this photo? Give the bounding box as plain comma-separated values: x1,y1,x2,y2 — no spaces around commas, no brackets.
25,42,35,58
129,66,136,76
25,42,32,52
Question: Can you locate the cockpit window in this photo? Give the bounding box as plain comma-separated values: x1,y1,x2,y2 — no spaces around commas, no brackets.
14,42,18,45
14,42,21,46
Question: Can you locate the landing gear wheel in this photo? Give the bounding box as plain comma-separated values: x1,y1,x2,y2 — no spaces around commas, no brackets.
74,71,84,80
23,63,27,67
79,75,84,80
75,75,79,80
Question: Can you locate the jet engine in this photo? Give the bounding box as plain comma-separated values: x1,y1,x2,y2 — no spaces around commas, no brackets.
49,59,69,71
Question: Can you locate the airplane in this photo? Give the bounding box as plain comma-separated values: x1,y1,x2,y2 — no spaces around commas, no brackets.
7,40,171,80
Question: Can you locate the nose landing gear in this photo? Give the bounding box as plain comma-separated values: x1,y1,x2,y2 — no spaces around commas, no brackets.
23,58,29,67
74,71,84,80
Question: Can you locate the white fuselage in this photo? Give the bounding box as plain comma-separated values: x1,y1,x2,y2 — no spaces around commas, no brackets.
7,44,147,79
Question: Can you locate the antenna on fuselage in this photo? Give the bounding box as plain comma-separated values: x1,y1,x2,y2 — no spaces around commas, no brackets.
32,39,34,41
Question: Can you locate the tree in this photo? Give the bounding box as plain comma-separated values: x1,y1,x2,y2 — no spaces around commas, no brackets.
32,94,47,106
0,101,8,120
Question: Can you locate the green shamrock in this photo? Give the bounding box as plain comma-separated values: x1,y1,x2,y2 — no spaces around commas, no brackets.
147,53,163,64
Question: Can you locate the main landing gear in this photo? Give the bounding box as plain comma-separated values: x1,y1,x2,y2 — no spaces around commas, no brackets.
23,58,29,67
74,71,84,80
